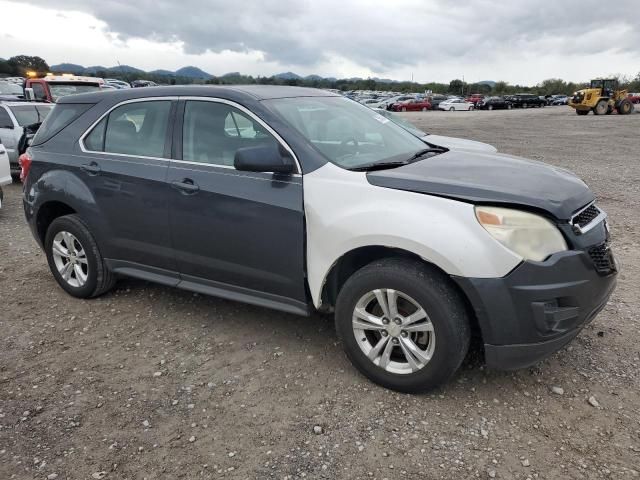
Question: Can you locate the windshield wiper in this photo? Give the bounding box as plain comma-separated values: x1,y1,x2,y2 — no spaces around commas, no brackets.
407,147,447,162
348,161,410,172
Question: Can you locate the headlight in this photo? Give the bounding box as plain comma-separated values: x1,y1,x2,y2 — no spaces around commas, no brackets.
475,206,568,261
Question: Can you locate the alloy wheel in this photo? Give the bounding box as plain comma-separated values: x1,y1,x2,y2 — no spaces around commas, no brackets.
352,289,435,374
51,231,89,288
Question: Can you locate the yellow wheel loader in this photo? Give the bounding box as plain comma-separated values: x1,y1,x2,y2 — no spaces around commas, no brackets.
569,79,634,116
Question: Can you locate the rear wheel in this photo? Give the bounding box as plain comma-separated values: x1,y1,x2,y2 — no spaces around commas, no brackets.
617,98,633,115
421,107,428,111
507,103,512,110
335,258,471,393
594,99,608,115
45,215,116,298
523,103,528,108
488,105,493,111
468,105,473,111
401,107,407,112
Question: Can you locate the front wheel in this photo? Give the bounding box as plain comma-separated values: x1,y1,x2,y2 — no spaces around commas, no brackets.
617,98,633,115
401,107,407,112
507,103,512,110
335,258,471,393
449,107,455,112
45,215,116,298
421,107,428,111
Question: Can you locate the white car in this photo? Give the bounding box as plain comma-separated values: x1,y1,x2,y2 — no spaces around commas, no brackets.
0,138,11,209
438,99,475,111
373,109,497,153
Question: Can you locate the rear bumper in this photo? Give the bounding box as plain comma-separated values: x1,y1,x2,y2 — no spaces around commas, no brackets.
453,249,617,370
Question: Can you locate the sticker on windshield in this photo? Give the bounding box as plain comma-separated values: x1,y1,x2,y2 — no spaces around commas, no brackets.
372,113,390,124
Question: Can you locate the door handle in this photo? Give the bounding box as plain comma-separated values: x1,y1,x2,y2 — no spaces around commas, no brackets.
171,178,200,194
80,162,101,175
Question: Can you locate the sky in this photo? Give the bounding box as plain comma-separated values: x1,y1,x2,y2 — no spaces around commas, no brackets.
1,0,639,85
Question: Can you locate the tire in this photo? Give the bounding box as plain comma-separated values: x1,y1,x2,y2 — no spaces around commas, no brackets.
576,109,589,116
421,107,427,111
594,99,608,115
44,214,116,299
507,103,512,110
334,258,471,393
401,107,407,112
617,99,633,115
523,103,528,108
449,107,455,112
488,105,493,111
468,105,473,111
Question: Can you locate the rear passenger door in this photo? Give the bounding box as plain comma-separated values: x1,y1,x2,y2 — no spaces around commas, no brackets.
79,99,177,273
166,98,307,311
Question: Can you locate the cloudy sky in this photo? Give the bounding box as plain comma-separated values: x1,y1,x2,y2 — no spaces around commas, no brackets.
2,0,639,85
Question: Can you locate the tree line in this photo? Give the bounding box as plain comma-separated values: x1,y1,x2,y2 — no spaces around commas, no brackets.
2,54,640,96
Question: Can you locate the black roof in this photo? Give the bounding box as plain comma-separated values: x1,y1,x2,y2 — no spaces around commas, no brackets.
58,85,339,104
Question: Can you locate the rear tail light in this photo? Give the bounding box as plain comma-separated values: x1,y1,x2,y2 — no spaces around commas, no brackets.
19,151,32,182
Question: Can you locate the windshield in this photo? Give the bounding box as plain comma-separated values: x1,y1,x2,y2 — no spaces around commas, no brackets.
49,83,102,102
374,109,426,137
8,104,53,126
265,96,427,169
0,82,23,95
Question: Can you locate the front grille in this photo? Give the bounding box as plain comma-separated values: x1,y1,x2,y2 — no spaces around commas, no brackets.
572,204,600,229
588,243,615,274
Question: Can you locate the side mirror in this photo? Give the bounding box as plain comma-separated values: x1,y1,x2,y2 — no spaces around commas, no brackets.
24,88,35,101
234,144,295,174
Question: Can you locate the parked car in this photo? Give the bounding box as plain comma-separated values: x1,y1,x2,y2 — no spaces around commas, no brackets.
373,108,497,153
390,99,432,112
0,81,25,102
476,96,512,110
438,99,474,111
381,95,416,110
0,138,11,208
23,86,617,393
131,80,158,88
0,102,53,173
627,93,640,104
551,95,569,105
104,79,132,89
465,94,485,105
427,94,449,109
508,94,546,108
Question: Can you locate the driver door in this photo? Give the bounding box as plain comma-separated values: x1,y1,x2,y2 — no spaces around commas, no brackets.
167,99,307,312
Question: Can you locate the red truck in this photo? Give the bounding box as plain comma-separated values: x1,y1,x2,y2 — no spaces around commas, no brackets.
24,74,104,103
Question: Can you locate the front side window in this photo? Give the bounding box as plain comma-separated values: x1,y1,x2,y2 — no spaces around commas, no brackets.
0,82,23,95
84,100,171,157
182,101,277,166
265,96,427,170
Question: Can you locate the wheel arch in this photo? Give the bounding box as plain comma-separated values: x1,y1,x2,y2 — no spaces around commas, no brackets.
35,200,77,245
318,245,483,340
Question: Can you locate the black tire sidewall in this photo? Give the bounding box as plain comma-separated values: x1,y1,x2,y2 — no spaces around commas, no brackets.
335,261,470,393
45,216,100,298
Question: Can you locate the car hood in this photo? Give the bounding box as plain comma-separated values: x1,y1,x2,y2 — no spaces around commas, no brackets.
367,150,593,219
423,134,498,153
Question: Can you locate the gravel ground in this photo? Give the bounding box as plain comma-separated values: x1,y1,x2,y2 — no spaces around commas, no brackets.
1,106,639,480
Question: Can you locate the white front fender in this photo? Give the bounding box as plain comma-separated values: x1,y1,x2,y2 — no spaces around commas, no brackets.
304,163,522,308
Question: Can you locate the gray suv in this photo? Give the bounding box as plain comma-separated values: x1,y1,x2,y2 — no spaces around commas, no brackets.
22,86,616,392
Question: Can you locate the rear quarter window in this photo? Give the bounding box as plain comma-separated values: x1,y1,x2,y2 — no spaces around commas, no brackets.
32,103,94,146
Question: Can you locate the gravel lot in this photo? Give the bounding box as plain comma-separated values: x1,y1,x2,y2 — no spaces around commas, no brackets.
1,106,639,480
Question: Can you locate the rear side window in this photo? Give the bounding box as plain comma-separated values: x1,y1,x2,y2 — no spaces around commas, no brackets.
84,101,171,158
31,103,93,146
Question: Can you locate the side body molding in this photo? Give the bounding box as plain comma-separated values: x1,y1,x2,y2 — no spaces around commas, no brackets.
303,163,523,308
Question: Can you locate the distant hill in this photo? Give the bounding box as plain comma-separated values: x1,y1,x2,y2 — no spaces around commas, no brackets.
51,63,86,74
304,74,324,81
478,80,496,87
175,66,213,79
274,71,302,80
